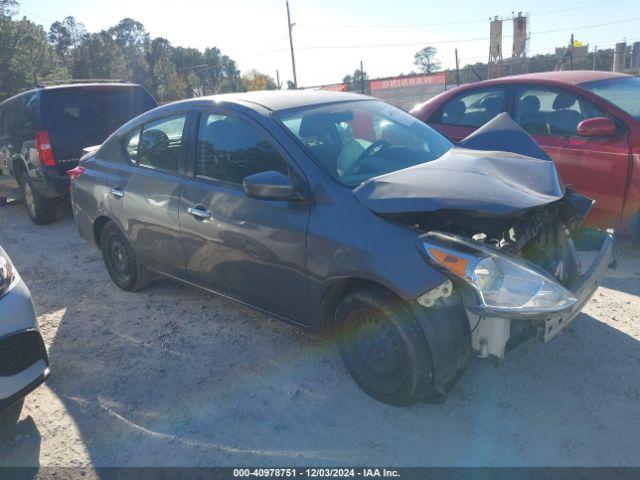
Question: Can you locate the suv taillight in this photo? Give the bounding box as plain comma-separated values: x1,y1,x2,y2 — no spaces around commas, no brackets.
35,131,56,166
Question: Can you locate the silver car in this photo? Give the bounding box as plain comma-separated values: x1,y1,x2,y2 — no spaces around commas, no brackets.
0,246,49,428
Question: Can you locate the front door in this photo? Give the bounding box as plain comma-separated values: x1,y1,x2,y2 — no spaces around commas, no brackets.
107,112,189,278
179,110,309,321
513,85,631,228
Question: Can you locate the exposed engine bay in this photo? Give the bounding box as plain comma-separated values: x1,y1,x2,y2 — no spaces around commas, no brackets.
353,113,613,361
384,186,594,289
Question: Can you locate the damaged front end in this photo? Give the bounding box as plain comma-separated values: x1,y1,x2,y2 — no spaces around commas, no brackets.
419,220,614,359
357,114,616,361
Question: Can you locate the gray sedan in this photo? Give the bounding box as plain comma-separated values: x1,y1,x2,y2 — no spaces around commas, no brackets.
0,246,49,427
70,91,613,405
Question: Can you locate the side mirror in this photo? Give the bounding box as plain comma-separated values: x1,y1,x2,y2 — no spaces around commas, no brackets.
577,117,616,137
242,171,296,200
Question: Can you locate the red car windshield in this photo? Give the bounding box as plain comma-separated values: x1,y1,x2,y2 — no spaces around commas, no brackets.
582,77,640,121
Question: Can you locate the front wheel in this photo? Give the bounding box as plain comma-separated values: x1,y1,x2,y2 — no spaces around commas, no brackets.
100,221,152,291
335,287,434,406
20,172,56,225
0,196,7,207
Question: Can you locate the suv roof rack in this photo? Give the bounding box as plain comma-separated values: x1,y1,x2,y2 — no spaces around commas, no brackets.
35,79,132,87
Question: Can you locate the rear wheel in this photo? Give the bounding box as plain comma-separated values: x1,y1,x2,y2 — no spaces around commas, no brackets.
0,197,7,207
100,221,152,291
20,172,56,225
335,287,434,406
0,398,24,430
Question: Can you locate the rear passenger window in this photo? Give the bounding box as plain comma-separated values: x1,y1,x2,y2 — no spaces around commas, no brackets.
438,88,507,127
123,114,186,173
515,86,606,136
195,112,287,185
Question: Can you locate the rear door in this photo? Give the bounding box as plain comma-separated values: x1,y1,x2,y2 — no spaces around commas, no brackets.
41,86,157,175
512,84,630,227
427,86,510,142
107,112,190,278
179,108,309,320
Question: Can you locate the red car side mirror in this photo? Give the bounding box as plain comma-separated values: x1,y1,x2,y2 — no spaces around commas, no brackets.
577,117,616,137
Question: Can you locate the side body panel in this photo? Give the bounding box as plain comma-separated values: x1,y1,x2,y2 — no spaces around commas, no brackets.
107,154,185,278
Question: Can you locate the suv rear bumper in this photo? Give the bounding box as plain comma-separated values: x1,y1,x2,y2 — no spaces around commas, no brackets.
0,165,70,200
31,166,71,198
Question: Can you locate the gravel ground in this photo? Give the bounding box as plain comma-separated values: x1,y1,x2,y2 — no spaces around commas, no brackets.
0,200,639,467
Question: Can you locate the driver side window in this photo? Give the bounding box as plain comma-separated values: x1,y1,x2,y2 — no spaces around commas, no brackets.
195,112,288,185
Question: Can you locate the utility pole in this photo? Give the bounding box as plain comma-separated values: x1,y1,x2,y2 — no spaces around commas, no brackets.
286,0,298,89
455,49,460,86
276,70,281,89
360,60,365,94
569,33,574,70
593,46,598,70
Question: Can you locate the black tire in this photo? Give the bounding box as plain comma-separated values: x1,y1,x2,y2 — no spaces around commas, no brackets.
0,196,7,207
20,172,56,225
631,212,640,243
0,398,24,430
100,221,152,291
335,287,434,406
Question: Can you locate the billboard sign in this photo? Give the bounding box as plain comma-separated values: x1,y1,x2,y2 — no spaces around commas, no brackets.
369,72,446,110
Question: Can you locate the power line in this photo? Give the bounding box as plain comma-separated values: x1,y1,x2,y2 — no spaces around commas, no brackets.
297,0,623,29
288,17,640,52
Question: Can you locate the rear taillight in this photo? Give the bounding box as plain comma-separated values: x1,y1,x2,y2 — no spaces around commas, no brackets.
67,166,85,192
35,131,56,166
67,166,85,181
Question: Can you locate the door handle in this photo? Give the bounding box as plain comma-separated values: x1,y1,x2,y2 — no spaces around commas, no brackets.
187,206,211,219
109,187,124,198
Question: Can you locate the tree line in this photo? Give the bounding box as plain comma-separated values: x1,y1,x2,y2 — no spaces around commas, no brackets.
0,0,278,103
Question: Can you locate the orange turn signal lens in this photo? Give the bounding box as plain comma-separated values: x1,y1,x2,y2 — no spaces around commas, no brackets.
427,247,470,279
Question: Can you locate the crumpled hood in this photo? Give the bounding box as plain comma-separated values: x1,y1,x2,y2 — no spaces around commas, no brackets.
353,147,565,217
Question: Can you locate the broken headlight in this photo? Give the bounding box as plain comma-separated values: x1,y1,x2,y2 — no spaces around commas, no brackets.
0,247,17,298
421,232,577,317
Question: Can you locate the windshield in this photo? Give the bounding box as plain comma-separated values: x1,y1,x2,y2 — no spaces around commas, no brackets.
276,100,453,187
582,77,640,121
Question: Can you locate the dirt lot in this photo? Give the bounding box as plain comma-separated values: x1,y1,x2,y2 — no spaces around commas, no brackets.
1,200,639,467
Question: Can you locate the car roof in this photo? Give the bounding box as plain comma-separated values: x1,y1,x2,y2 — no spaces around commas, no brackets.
39,82,145,92
200,89,372,112
0,83,146,106
487,70,630,85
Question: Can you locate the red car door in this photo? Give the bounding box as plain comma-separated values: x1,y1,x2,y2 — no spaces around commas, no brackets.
513,85,631,228
426,86,509,142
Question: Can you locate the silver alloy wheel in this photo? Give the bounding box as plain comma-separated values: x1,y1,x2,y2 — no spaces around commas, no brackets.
23,181,36,216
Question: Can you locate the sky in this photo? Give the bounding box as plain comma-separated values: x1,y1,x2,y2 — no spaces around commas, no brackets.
15,0,640,87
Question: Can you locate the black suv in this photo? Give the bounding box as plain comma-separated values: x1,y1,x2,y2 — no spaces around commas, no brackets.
0,83,157,224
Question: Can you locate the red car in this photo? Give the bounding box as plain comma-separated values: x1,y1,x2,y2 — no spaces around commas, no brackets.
412,71,640,238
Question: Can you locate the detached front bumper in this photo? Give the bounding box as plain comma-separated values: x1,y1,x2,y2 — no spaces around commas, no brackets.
536,229,615,342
